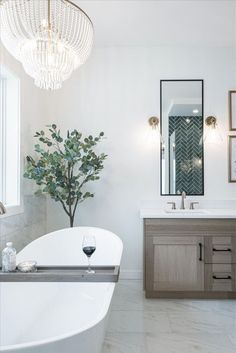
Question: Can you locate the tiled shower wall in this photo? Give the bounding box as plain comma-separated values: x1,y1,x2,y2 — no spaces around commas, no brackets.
169,116,203,195
0,195,46,261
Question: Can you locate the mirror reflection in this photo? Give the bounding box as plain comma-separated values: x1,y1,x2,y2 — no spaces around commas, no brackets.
161,80,204,195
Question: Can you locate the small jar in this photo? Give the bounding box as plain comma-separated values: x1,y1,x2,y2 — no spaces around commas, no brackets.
17,261,37,273
2,242,16,272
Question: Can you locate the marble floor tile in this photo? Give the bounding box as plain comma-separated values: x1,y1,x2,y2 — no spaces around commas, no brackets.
107,310,171,334
111,281,201,313
103,333,147,353
172,299,236,318
168,310,236,335
103,280,236,353
146,332,236,353
228,333,236,347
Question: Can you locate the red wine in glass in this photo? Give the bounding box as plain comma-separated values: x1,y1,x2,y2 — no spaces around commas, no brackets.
82,235,96,274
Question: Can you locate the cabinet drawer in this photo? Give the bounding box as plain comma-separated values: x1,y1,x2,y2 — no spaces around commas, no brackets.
204,237,236,264
205,264,236,291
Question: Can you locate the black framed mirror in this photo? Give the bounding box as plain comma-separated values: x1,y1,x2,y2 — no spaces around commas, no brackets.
160,79,204,196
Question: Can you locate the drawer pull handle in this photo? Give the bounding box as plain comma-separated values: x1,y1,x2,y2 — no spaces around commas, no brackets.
212,275,232,280
212,248,232,252
199,243,203,261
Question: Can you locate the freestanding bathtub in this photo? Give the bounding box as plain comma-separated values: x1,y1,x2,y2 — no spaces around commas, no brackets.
0,227,123,353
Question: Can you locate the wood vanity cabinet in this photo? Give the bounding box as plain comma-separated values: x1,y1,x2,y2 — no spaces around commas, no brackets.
144,218,236,298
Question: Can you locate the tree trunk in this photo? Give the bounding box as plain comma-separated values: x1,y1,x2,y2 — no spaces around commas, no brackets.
69,214,74,227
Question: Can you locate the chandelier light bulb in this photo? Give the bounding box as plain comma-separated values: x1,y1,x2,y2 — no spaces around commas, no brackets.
0,0,94,90
41,19,48,28
48,53,54,66
57,42,65,53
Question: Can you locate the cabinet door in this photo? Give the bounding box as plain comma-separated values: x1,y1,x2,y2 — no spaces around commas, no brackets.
146,236,204,292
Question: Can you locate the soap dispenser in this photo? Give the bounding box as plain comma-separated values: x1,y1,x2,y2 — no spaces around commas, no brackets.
2,242,16,272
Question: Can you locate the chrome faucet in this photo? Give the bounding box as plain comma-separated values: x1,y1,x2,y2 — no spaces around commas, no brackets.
0,202,6,215
180,191,186,210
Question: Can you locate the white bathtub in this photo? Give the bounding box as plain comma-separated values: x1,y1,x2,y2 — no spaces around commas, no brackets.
0,227,123,353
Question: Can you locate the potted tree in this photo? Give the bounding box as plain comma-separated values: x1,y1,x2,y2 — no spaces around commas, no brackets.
24,124,107,227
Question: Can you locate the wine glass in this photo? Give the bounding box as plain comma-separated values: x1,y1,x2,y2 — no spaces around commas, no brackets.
82,235,96,274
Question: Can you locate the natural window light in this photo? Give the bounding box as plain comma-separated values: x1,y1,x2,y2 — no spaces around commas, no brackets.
0,65,20,213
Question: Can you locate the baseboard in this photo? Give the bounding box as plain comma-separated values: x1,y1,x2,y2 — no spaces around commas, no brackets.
119,270,143,280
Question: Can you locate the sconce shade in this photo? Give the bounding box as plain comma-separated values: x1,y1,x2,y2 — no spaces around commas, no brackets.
204,116,222,143
148,116,159,129
205,116,217,128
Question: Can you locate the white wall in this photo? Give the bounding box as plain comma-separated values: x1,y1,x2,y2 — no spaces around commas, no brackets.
45,46,236,278
0,44,47,254
0,43,49,175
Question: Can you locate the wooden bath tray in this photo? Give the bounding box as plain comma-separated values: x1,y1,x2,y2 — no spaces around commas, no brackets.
0,266,120,283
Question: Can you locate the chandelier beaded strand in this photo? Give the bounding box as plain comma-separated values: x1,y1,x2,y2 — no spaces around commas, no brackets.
0,0,94,90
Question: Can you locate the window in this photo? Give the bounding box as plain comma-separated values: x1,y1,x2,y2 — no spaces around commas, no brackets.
0,65,20,213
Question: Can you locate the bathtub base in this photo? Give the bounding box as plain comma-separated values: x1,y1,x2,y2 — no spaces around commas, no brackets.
3,312,109,353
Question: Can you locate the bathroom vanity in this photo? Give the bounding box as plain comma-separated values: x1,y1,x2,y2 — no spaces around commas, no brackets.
141,210,236,298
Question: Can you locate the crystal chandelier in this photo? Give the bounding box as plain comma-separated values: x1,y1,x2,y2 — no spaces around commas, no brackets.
0,0,94,89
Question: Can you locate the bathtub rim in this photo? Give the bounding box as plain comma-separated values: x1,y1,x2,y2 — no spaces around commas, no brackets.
0,226,123,352
16,226,123,263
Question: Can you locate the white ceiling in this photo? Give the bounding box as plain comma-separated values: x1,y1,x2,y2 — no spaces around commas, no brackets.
76,0,236,47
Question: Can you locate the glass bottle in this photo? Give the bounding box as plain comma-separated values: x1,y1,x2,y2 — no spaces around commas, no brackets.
2,242,16,272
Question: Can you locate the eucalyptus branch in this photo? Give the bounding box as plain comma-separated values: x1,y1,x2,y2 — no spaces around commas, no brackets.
52,141,61,153
59,199,70,216
80,170,94,188
72,197,80,219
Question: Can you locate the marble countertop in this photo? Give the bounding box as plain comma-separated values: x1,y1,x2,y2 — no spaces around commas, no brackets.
140,208,236,219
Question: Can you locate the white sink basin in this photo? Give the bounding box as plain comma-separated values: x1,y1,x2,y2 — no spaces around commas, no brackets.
165,209,208,215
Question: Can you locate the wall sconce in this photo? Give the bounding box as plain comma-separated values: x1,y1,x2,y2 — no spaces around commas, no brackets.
205,116,217,128
204,116,223,144
147,116,165,148
148,116,159,129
